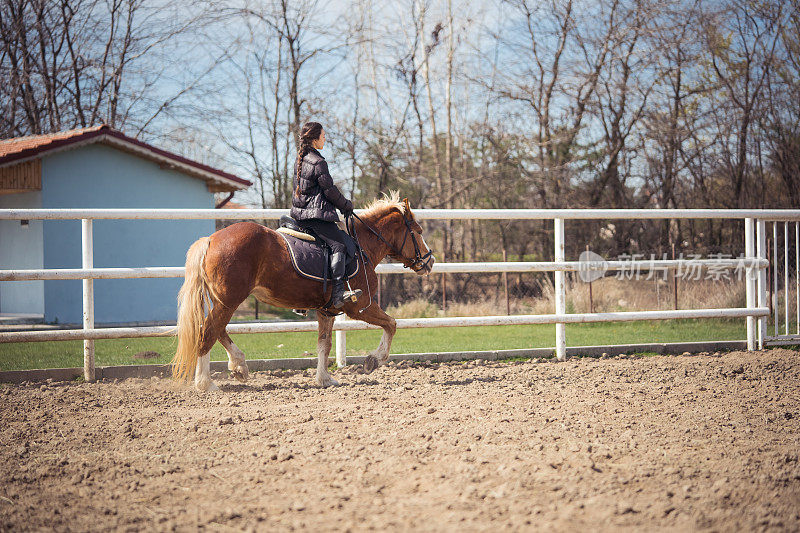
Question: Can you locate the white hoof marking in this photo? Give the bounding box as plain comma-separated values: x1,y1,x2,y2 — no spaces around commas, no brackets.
316,374,340,388
195,378,219,392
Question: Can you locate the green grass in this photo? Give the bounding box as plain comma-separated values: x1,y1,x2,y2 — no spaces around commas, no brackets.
0,318,747,371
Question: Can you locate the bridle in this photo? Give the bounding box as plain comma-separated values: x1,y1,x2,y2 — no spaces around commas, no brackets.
347,212,434,273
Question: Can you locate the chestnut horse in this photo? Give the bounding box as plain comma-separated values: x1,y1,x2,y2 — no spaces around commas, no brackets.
171,193,434,391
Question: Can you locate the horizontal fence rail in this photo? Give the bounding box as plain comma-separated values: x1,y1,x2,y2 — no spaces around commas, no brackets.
0,308,769,343
0,259,769,281
1,207,796,381
3,207,800,220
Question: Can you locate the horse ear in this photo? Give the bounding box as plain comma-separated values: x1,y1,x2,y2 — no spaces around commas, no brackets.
403,197,411,213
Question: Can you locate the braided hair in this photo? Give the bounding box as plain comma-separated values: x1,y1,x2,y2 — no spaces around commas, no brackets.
294,121,323,198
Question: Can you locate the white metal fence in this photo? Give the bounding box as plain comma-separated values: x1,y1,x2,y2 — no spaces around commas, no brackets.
763,220,800,346
2,207,796,381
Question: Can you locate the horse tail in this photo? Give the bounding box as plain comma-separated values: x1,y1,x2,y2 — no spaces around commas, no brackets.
172,236,212,382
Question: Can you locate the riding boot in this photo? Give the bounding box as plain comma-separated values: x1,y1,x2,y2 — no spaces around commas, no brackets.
331,251,362,308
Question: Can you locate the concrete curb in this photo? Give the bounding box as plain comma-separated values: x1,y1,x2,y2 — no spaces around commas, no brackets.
0,340,748,384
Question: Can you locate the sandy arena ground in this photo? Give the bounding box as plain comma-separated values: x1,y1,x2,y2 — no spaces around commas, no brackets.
1,348,799,531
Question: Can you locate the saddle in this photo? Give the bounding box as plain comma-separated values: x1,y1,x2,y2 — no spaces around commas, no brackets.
276,215,316,242
276,216,359,283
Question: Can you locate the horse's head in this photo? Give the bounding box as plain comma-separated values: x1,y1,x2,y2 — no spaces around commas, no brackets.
364,194,435,275
393,198,435,275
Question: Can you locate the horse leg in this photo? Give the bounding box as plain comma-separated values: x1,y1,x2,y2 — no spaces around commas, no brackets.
315,313,339,387
219,331,249,382
346,305,396,373
195,303,235,391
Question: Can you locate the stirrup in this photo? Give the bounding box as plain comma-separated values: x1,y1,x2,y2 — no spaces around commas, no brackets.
332,285,360,309
342,289,361,303
343,281,362,303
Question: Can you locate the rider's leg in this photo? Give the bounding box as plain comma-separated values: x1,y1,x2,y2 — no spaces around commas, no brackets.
329,250,348,308
301,220,361,307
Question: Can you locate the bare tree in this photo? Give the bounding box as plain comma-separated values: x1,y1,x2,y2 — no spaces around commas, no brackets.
0,0,218,138
420,1,444,205
760,2,800,207
589,0,656,208
487,0,617,208
702,0,784,208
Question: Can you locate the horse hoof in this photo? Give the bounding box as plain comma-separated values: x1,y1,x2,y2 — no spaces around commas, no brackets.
232,365,249,382
316,378,339,388
364,355,379,374
195,379,219,392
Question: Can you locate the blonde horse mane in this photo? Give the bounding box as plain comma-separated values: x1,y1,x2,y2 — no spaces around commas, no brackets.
361,190,407,218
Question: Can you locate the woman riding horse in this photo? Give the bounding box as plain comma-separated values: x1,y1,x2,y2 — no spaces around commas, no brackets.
171,191,435,391
292,121,360,308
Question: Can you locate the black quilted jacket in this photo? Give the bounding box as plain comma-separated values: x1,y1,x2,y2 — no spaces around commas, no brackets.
290,148,353,222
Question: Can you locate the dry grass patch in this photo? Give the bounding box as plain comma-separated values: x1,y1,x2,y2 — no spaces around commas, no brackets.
387,276,749,318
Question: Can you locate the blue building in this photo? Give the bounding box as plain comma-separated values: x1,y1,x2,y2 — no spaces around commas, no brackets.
0,125,250,325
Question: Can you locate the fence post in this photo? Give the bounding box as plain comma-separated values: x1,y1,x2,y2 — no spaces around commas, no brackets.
785,221,789,336
554,218,566,361
757,219,767,349
502,248,510,315
745,218,755,350
672,243,678,310
773,222,778,336
335,315,346,367
81,219,95,381
441,250,447,313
